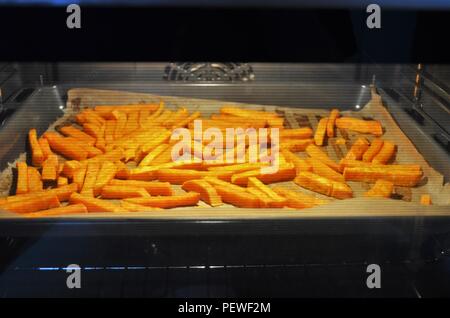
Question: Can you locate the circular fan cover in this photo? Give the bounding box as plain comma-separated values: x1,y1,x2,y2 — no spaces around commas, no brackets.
164,63,254,82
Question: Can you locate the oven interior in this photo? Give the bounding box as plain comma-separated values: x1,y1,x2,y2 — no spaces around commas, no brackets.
0,62,449,297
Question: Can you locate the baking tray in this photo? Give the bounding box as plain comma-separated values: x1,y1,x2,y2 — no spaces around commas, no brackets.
0,87,449,219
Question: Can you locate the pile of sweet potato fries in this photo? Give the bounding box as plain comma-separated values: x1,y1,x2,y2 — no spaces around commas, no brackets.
0,102,429,217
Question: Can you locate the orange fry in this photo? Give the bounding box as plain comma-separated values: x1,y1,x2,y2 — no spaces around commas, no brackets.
109,179,172,196
101,185,150,199
314,117,328,146
69,192,121,212
294,171,353,199
336,117,383,136
345,137,370,160
272,186,330,208
372,141,396,164
16,162,28,194
25,204,88,218
0,193,60,214
364,180,394,198
326,109,340,138
182,179,223,207
28,128,45,166
124,192,200,209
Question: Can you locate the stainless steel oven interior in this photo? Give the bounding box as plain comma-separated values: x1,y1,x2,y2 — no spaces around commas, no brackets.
0,62,449,297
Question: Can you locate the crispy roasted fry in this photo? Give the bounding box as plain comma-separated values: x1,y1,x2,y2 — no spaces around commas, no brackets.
213,185,261,208
38,137,54,159
101,185,150,199
16,162,28,194
73,166,87,191
305,144,340,172
336,117,383,136
281,149,312,173
28,129,45,166
109,179,172,196
279,128,313,139
81,162,101,196
344,137,370,160
247,177,286,208
69,192,122,212
294,171,353,199
306,158,345,182
362,138,384,162
60,125,96,145
27,167,43,192
231,164,296,186
25,204,88,218
181,179,223,207
372,141,396,164
343,166,422,187
326,109,340,138
0,193,60,214
93,161,118,196
138,143,169,167
156,169,232,185
124,192,200,209
44,132,89,161
41,154,59,181
314,117,328,146
339,158,421,172
220,106,280,120
364,180,394,198
113,110,127,139
272,186,330,208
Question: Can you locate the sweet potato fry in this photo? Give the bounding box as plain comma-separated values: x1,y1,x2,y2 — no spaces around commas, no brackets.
139,130,172,154
44,132,88,161
5,184,78,203
28,128,45,166
247,177,286,208
120,201,162,212
372,141,396,164
69,192,121,212
81,162,101,196
60,125,96,145
338,159,421,172
362,138,384,162
344,137,370,160
16,162,28,194
343,166,423,187
306,158,345,183
93,161,118,196
280,139,314,152
73,166,87,191
279,128,313,139
57,176,68,187
0,193,60,214
38,137,54,159
27,167,43,192
149,146,174,165
182,179,223,207
101,185,150,199
83,109,106,126
41,154,59,181
61,160,83,178
65,137,103,158
314,117,328,146
124,192,200,209
213,185,261,208
138,143,170,167
281,149,312,173
207,162,269,174
326,109,340,138
25,204,88,218
364,180,394,198
420,194,432,206
109,179,172,196
245,187,273,207
294,171,353,199
272,186,330,208
305,144,340,172
335,117,383,136
156,169,232,185
231,164,296,186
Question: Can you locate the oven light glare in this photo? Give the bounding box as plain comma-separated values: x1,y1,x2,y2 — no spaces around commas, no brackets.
59,105,64,109
361,85,366,88
355,105,361,109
